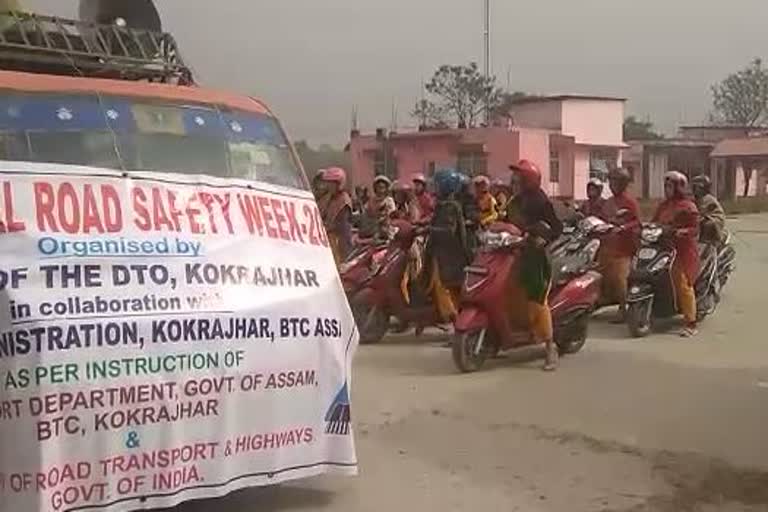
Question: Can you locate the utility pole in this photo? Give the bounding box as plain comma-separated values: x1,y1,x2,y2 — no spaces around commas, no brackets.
483,0,491,125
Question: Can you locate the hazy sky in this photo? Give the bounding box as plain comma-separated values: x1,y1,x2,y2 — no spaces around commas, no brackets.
27,0,768,145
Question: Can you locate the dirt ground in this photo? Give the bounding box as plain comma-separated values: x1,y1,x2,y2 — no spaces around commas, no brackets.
172,214,768,512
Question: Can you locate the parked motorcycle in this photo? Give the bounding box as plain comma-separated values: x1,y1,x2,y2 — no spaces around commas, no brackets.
452,222,603,373
349,220,450,344
625,223,723,337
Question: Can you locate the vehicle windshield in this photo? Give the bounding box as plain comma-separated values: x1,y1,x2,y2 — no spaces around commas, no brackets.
0,92,306,189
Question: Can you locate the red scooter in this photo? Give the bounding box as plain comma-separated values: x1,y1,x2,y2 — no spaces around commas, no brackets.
339,237,388,298
350,220,451,344
453,222,602,372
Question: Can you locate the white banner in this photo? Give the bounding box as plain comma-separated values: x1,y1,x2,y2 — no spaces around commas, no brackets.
0,162,358,512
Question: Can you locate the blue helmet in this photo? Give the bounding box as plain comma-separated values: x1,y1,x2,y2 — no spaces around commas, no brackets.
434,168,463,199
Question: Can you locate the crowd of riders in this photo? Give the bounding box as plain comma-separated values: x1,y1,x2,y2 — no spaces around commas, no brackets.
313,159,729,370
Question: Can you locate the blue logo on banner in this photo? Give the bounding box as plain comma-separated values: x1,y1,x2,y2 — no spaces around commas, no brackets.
324,383,351,436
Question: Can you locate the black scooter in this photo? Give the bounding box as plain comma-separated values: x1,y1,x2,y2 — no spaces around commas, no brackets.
625,223,721,337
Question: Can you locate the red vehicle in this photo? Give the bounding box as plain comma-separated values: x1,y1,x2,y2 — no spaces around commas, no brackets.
453,223,602,372
350,220,451,344
339,237,388,297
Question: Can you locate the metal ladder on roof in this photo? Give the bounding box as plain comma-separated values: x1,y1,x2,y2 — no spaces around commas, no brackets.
0,11,193,84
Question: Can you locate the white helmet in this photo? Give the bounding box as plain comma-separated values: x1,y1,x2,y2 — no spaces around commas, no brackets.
664,171,688,186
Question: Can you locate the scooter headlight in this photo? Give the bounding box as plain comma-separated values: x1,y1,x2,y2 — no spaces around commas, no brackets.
648,255,670,273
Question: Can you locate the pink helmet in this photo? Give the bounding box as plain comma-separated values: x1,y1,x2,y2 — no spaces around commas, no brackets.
393,180,413,193
323,167,347,188
412,173,427,185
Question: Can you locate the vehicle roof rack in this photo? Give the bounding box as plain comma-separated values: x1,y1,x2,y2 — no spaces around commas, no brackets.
0,11,194,85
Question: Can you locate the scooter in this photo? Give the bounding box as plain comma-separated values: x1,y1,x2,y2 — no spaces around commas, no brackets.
338,238,388,298
548,214,583,261
350,220,451,344
625,223,721,337
549,215,614,266
452,223,603,373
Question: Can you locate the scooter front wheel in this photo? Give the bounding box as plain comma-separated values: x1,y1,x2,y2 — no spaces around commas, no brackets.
352,303,389,345
452,329,490,373
627,299,652,338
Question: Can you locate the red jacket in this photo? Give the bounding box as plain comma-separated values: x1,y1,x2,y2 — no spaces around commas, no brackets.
602,193,641,258
653,198,700,282
415,191,435,223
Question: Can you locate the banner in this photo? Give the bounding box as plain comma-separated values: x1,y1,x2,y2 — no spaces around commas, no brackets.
0,162,358,511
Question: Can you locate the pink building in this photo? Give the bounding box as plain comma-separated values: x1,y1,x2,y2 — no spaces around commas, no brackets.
346,95,626,200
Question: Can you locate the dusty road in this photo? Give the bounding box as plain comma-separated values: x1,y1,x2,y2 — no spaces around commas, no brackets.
172,214,768,512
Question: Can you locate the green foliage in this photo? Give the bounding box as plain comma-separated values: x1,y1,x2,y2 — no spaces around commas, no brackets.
413,62,503,129
411,99,449,129
623,116,664,140
711,58,768,126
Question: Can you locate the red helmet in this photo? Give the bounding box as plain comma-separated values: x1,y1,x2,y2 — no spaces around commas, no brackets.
323,167,347,188
509,159,542,189
412,173,427,185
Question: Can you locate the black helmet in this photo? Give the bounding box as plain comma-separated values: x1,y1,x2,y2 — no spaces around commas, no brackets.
608,168,632,185
691,174,712,194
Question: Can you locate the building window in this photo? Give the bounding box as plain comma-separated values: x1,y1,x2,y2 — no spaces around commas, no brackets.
373,149,398,179
549,148,560,183
373,151,385,177
428,161,436,176
457,151,487,176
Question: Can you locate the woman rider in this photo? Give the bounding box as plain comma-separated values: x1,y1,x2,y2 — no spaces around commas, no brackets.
491,179,510,220
319,167,353,265
600,169,641,322
368,175,396,218
506,160,563,371
473,175,499,228
412,173,436,223
581,178,607,218
653,171,700,337
391,180,421,223
426,169,471,322
691,175,726,246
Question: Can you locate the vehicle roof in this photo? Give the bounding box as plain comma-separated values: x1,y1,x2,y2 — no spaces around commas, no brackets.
0,70,271,116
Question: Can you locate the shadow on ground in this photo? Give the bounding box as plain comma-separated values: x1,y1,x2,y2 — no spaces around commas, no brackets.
162,485,335,511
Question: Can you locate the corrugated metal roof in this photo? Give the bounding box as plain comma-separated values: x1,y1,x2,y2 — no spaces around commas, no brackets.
711,137,768,157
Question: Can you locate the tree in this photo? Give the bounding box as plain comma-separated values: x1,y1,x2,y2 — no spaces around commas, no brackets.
711,58,768,127
411,99,449,129
623,116,664,140
413,62,503,129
